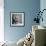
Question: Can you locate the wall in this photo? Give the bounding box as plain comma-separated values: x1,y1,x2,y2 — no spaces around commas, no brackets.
40,0,46,45
40,0,46,27
0,0,4,42
4,0,40,42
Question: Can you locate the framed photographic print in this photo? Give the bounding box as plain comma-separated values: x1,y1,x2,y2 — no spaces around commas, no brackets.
10,12,24,27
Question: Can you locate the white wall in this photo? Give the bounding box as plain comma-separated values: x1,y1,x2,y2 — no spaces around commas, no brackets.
40,0,46,45
40,0,46,27
0,0,4,42
40,0,46,9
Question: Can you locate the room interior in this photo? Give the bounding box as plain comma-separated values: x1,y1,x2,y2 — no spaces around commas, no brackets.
0,0,46,46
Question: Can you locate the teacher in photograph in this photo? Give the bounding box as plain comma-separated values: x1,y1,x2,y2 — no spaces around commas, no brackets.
12,14,18,24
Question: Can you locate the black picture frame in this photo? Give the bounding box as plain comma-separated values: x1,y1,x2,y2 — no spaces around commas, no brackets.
10,12,25,27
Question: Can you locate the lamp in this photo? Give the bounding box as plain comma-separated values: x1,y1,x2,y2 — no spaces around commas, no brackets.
34,9,46,23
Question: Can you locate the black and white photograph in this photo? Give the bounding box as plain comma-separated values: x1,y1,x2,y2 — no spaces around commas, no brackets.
10,12,24,26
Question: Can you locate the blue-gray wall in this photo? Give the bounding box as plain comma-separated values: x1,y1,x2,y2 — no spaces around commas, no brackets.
4,0,40,42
